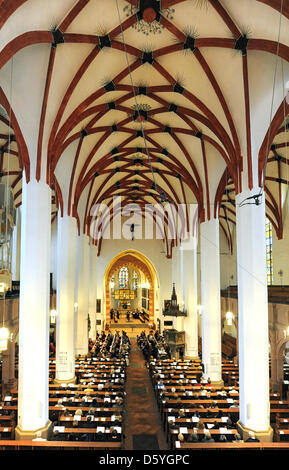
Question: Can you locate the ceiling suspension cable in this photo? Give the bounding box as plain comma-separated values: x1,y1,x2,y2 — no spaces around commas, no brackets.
281,60,289,190
1,56,13,335
115,0,165,202
239,0,284,208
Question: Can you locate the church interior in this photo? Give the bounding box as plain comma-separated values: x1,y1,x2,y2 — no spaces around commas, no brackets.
0,0,289,452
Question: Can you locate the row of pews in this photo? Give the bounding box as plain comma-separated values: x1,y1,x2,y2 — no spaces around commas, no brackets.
0,332,130,450
149,357,289,448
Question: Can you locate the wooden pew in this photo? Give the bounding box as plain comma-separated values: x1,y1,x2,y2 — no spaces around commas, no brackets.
175,441,289,450
0,440,122,450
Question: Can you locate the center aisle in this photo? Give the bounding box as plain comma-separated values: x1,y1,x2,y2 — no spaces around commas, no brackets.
124,339,169,451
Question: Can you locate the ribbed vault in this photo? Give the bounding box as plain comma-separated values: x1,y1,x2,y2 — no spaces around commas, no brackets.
0,0,289,256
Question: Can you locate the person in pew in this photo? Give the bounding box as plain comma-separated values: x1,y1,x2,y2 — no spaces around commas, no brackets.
176,397,182,409
110,428,119,441
51,429,62,441
114,414,122,423
234,433,243,442
168,419,177,431
96,430,105,442
196,421,205,431
87,407,95,417
245,431,260,442
209,420,220,430
229,400,238,409
55,398,64,407
9,411,16,439
219,434,228,443
187,432,199,443
201,430,215,443
226,416,234,428
209,404,221,418
177,409,185,419
85,415,95,428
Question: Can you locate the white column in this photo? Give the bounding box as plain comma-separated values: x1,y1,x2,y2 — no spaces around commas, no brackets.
17,178,51,435
200,218,222,383
88,242,97,340
55,214,77,383
236,189,271,435
75,234,89,355
180,241,199,358
11,207,21,281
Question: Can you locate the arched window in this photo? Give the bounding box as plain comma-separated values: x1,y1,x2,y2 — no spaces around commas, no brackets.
266,218,273,285
119,266,128,288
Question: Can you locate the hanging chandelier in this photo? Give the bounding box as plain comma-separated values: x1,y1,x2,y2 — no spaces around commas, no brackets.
225,311,234,326
50,309,57,324
123,3,175,35
131,103,151,122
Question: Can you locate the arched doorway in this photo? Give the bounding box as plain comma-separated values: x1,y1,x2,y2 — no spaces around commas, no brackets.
104,251,159,330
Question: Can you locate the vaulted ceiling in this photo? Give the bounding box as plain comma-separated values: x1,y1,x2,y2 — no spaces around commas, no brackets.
0,0,288,256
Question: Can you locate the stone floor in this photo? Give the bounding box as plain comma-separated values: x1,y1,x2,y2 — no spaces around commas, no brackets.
123,340,169,450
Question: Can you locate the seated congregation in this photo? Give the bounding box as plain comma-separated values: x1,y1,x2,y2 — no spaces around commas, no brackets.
0,328,289,449
0,331,130,448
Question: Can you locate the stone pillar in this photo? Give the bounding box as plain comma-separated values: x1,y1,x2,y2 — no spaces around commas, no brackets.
236,188,273,441
180,241,199,359
11,207,21,281
200,218,222,384
88,242,97,340
55,214,77,383
16,178,51,439
75,234,89,356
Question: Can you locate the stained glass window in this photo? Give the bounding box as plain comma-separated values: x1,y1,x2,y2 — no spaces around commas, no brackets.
266,218,273,285
119,266,128,288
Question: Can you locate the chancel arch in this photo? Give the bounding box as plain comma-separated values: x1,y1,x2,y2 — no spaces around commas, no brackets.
104,250,159,330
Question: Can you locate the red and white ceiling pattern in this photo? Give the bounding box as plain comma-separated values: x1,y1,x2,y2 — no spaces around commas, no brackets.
0,0,288,256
